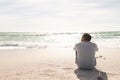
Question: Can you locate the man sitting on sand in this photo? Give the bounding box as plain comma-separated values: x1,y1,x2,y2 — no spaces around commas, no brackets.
74,33,98,70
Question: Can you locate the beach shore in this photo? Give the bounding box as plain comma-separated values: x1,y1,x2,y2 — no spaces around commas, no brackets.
0,47,120,80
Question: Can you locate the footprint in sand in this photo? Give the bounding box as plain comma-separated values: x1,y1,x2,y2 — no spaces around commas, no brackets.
96,55,106,60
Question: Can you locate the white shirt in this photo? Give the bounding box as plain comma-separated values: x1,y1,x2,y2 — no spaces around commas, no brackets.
74,41,98,69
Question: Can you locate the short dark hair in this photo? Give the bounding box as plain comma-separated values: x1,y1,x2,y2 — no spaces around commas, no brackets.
81,33,91,41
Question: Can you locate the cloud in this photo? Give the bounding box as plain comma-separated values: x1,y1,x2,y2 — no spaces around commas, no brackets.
0,0,120,32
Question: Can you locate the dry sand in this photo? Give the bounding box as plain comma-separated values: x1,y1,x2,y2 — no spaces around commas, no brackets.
0,47,120,80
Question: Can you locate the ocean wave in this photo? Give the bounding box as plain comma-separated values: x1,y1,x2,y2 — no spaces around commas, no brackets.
0,31,119,49
0,43,48,49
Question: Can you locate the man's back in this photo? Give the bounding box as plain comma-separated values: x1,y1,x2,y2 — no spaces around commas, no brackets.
74,42,98,69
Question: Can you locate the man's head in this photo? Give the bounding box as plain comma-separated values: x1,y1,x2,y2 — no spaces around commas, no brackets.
81,33,92,42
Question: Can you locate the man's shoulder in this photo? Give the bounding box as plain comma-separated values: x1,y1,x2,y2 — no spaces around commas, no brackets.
89,42,96,45
89,42,98,47
75,42,84,48
75,42,82,45
75,42,97,46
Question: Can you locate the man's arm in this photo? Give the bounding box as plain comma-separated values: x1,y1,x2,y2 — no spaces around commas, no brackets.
94,43,98,52
73,44,77,51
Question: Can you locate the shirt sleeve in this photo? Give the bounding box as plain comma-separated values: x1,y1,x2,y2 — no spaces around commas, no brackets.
73,44,77,51
94,43,98,52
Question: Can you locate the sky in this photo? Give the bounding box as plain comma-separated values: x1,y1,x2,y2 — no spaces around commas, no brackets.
0,0,120,32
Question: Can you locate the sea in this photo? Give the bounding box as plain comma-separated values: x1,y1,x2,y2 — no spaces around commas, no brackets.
0,31,120,49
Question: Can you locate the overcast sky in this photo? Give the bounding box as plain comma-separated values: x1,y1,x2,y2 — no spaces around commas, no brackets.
0,0,120,32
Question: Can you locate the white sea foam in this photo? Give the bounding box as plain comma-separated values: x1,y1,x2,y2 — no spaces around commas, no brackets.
0,31,119,49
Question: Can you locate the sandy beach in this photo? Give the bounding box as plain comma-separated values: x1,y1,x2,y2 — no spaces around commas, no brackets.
0,47,120,80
